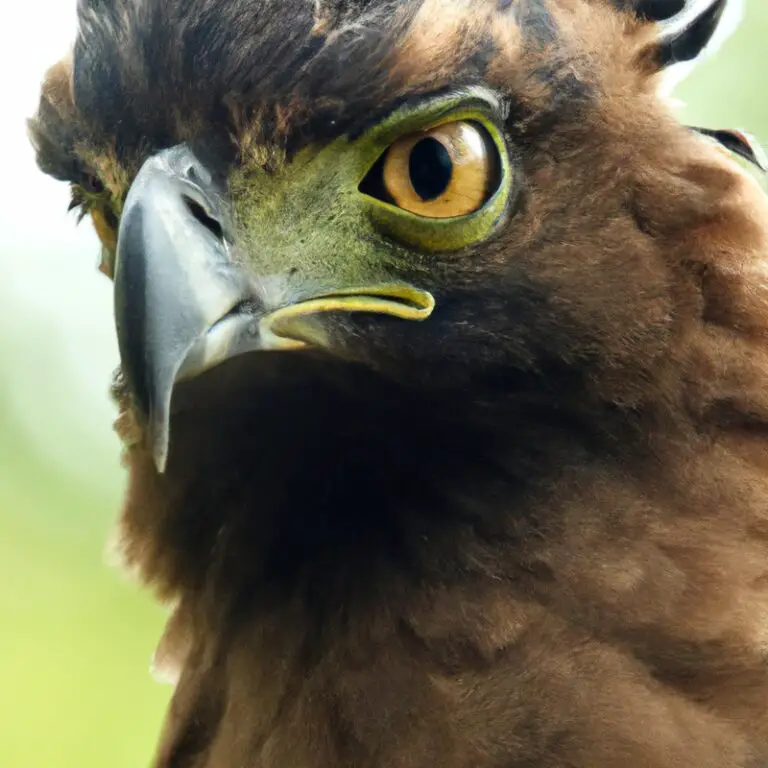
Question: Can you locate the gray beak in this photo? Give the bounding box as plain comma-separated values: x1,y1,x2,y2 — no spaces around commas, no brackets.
114,145,257,471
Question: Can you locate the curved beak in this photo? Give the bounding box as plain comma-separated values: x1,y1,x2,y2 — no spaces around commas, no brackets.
114,144,434,472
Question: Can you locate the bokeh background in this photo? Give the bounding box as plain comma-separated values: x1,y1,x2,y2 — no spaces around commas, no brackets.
1,2,767,766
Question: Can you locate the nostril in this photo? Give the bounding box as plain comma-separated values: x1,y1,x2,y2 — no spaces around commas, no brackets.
183,195,225,242
183,160,213,188
184,164,200,184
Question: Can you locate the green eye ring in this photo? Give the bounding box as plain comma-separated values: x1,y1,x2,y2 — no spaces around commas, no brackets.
356,106,512,253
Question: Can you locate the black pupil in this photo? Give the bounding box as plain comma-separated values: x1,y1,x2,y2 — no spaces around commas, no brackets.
408,137,453,201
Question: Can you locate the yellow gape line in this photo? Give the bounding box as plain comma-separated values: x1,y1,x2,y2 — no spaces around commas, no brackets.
260,284,435,349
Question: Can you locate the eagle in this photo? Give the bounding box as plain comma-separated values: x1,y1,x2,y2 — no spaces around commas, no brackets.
28,0,768,765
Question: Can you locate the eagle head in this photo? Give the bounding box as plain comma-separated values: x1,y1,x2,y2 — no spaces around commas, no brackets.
27,2,768,766
29,0,764,467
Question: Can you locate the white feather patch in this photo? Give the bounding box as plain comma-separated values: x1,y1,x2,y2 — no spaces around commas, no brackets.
657,0,744,97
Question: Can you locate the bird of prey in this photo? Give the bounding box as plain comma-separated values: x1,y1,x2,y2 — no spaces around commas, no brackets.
28,0,768,765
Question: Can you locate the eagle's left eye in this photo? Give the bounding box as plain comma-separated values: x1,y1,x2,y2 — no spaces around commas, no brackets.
362,120,502,219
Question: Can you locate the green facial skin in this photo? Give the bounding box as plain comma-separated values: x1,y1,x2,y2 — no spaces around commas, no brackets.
228,86,513,296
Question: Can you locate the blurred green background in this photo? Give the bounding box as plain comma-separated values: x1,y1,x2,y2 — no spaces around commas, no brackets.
1,2,767,766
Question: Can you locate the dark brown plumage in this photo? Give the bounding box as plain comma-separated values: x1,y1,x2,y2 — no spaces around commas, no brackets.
28,0,768,766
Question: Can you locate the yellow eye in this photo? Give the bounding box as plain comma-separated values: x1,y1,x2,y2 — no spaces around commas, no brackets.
363,121,501,219
90,208,119,277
